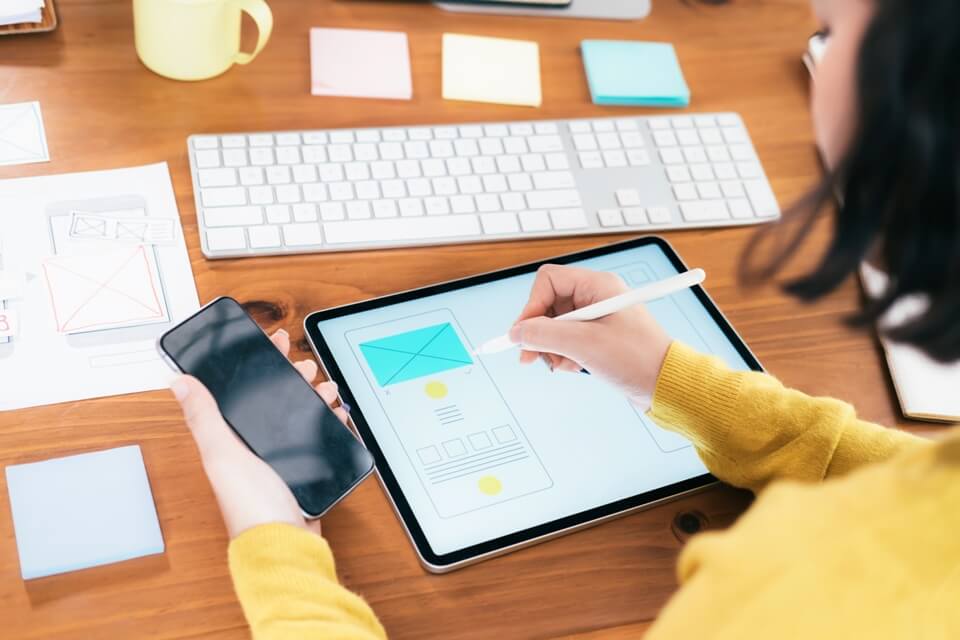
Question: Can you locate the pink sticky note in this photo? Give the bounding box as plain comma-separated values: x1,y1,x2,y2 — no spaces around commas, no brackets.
310,28,413,100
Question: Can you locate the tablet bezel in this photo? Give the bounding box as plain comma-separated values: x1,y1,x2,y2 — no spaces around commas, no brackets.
304,236,763,571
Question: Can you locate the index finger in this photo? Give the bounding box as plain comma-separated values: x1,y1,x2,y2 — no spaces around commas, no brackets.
516,264,623,322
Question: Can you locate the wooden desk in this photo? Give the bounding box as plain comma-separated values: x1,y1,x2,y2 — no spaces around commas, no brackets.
0,1,920,637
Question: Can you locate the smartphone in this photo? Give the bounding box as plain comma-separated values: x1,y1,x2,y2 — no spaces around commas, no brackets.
158,297,375,518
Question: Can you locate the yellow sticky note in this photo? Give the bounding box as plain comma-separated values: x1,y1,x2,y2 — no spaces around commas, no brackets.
442,33,542,108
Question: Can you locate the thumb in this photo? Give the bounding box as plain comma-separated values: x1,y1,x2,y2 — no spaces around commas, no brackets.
509,317,592,362
170,375,244,459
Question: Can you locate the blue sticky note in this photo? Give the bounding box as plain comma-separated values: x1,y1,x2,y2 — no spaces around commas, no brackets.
359,323,473,387
581,40,690,107
5,445,164,580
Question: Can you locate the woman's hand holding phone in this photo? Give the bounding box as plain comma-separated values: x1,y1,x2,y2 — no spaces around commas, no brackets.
510,265,673,410
170,329,347,539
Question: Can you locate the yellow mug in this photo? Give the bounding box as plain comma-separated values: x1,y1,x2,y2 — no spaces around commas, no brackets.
133,0,273,81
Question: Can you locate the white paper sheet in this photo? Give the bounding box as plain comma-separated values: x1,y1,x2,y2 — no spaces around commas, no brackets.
0,102,50,166
0,10,42,25
0,163,200,411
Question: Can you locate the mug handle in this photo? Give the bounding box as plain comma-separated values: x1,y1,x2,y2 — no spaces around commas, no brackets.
232,0,273,65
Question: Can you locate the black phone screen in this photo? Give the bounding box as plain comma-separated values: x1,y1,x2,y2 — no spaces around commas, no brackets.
160,297,374,517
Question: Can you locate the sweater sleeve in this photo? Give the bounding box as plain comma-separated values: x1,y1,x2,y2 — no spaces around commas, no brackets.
227,523,387,640
648,341,927,493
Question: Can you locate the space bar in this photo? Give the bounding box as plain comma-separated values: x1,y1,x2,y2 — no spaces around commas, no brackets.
324,215,482,244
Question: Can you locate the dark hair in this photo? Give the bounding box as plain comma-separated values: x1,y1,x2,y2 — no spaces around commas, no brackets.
741,0,960,362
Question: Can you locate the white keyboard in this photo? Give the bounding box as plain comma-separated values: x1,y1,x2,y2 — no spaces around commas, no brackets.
187,113,780,258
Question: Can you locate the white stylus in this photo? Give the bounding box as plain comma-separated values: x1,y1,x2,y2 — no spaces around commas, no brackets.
472,268,707,356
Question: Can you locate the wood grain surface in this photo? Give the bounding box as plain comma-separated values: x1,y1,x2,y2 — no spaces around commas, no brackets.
0,0,931,638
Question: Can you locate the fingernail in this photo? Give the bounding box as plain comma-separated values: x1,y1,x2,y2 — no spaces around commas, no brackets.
170,377,191,401
276,328,289,337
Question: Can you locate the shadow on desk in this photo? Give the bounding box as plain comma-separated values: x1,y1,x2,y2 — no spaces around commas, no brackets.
24,553,170,607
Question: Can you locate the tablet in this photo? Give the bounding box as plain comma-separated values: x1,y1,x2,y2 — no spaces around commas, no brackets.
305,237,761,572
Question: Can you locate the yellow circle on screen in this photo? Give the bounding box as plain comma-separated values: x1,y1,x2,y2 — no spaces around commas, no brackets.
424,380,448,399
478,475,502,496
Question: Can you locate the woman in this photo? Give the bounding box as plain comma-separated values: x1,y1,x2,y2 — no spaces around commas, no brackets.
170,0,960,636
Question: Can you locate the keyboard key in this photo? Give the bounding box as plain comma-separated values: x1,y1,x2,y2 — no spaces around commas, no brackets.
409,127,433,140
293,203,317,222
569,121,591,134
447,158,471,176
620,132,645,148
303,132,328,144
674,183,698,201
598,209,624,227
648,118,671,130
302,146,327,163
660,148,685,164
249,186,274,205
283,223,324,246
193,136,218,150
697,182,722,199
730,144,753,161
204,205,262,227
407,178,432,197
529,135,563,153
399,198,425,217
330,131,354,144
623,207,647,225
603,150,627,168
198,168,237,187
475,194,501,212
545,153,569,171
450,195,476,214
425,197,451,216
207,227,246,251
329,182,354,201
318,164,344,183
527,189,582,210
239,167,264,186
324,216,481,244
521,154,546,172
356,181,381,200
718,114,740,127
616,119,640,131
707,146,731,162
381,179,406,198
195,150,221,169
616,189,642,207
534,171,576,190
579,152,604,169
627,150,651,166
573,134,598,151
722,126,748,144
503,137,528,155
653,130,678,147
356,130,381,143
344,162,370,182
481,212,520,234
275,184,301,204
292,164,317,183
346,201,372,219
484,124,509,137
276,147,301,164
550,208,588,230
434,127,458,139
222,149,248,167
680,200,730,222
534,122,558,134
592,120,615,132
745,180,780,217
738,162,762,179
690,164,714,181
433,177,458,195
249,134,273,147
479,138,505,156
683,147,708,164
647,206,672,224
395,160,418,179
694,115,716,128
383,129,407,142
353,144,378,162
454,139,480,157
266,204,291,224
699,128,723,145
266,166,291,184
328,144,353,162
720,181,745,198
319,202,345,221
667,166,692,183
508,173,533,192
482,174,508,193
501,192,526,211
597,132,622,150
372,200,399,218
249,148,274,166
201,187,246,207
249,225,282,248
277,133,301,146
302,183,328,202
510,123,534,136
677,129,700,146
714,163,738,180
519,210,551,232
457,176,483,194
729,198,753,219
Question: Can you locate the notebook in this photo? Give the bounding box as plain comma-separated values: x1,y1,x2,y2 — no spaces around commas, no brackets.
860,263,960,423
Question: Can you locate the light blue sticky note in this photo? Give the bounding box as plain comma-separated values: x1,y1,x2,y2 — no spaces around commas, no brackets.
581,40,690,107
5,445,164,580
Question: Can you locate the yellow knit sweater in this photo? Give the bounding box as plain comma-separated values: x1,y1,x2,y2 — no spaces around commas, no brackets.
228,342,960,639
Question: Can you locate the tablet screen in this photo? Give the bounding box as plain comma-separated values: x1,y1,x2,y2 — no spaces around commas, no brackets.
310,241,754,559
